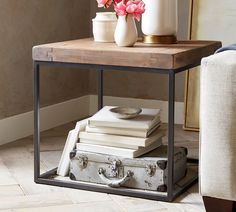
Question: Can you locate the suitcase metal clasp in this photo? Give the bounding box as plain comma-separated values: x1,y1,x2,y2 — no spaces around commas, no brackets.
110,160,122,177
145,164,156,177
78,156,88,169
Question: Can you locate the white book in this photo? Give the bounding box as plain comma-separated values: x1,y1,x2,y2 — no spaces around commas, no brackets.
80,138,139,150
88,106,161,130
57,118,88,177
85,121,161,138
76,138,162,158
79,127,164,147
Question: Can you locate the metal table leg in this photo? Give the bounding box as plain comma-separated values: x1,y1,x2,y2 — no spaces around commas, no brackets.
98,70,103,110
33,62,40,182
167,70,175,201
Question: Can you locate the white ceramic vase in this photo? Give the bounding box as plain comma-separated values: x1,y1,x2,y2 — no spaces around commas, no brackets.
114,15,138,47
92,12,117,42
141,0,177,36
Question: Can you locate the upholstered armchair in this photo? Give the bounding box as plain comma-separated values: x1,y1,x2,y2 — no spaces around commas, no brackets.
200,50,236,211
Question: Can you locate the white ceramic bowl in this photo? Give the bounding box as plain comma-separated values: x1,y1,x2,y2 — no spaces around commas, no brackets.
109,107,142,119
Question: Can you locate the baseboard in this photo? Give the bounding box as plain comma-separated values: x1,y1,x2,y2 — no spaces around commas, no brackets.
89,95,184,124
0,96,90,146
0,95,184,145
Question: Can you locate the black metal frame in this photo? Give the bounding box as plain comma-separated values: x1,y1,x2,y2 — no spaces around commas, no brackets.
33,61,199,202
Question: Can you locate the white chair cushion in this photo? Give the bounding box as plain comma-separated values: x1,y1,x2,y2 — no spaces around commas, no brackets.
200,51,236,201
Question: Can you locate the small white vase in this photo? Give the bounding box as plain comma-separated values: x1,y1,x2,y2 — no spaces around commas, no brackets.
92,12,117,42
114,15,138,47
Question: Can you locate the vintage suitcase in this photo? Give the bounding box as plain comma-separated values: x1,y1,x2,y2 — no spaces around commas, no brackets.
69,145,187,192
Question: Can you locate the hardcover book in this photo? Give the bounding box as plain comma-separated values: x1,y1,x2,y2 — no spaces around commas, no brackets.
79,127,164,148
76,137,162,158
85,121,161,138
88,106,161,130
79,138,139,149
57,118,88,176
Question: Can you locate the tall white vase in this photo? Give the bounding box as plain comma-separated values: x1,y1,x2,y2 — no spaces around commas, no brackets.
141,0,177,43
114,15,138,47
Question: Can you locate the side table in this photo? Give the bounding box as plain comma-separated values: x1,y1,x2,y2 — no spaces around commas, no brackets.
32,38,221,201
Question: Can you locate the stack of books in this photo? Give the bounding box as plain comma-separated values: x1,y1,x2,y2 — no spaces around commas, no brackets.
76,106,164,158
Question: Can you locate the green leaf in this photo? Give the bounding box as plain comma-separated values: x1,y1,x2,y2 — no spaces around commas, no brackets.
125,14,128,22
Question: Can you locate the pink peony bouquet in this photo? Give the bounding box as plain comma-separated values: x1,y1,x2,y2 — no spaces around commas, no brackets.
96,0,145,21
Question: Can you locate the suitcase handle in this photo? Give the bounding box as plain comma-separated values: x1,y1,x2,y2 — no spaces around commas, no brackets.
98,168,133,188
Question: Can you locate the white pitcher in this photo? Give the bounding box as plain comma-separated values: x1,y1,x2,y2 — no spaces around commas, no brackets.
114,15,138,47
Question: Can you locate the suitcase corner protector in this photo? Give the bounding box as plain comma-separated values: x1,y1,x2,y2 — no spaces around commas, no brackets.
157,184,167,192
69,172,76,180
70,149,77,159
157,160,167,170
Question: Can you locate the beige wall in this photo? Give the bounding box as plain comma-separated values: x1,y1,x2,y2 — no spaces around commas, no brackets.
89,0,190,102
0,1,189,120
0,0,91,119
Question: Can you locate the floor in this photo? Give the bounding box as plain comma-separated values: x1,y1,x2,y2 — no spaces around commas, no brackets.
0,121,205,212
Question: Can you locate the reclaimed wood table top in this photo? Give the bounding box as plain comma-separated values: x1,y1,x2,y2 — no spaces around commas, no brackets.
32,38,221,70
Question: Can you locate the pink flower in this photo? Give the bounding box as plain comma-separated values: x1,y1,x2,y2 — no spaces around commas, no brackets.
113,0,123,3
114,1,127,16
96,0,145,22
126,0,145,21
96,0,112,8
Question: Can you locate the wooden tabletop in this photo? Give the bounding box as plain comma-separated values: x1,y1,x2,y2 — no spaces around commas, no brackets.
32,38,221,70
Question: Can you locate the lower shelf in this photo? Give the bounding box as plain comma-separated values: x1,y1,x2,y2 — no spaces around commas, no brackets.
37,166,198,202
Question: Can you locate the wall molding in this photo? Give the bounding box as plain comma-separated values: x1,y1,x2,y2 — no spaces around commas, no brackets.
0,95,184,145
0,96,90,146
